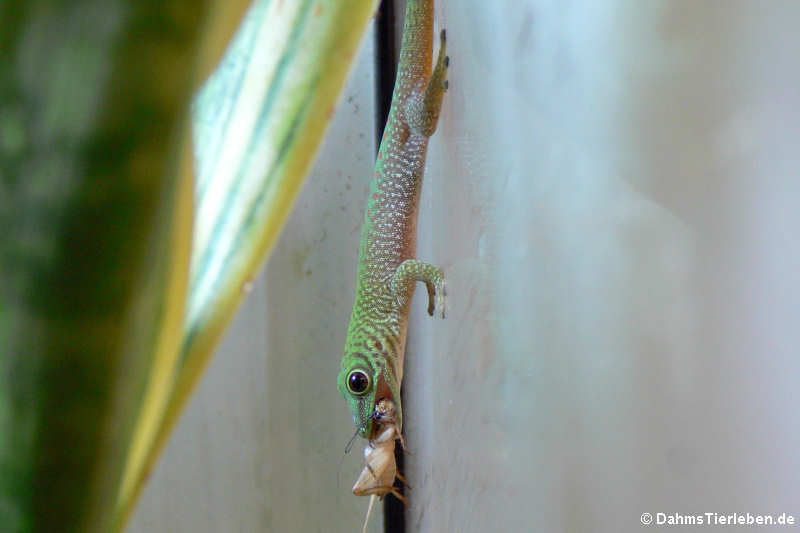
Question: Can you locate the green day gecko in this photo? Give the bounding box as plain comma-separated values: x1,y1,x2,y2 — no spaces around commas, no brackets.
337,0,449,501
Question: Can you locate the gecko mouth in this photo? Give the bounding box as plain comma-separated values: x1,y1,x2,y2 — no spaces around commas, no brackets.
368,379,390,438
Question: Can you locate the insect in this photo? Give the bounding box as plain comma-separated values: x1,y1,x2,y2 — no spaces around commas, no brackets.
352,399,405,501
353,399,407,533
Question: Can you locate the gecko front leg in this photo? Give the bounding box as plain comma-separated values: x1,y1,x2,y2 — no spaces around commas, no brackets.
391,259,446,318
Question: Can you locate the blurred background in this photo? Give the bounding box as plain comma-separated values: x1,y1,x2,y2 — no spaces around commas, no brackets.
130,0,800,531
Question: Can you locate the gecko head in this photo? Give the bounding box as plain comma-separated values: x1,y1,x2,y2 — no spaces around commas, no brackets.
338,354,399,440
337,356,379,438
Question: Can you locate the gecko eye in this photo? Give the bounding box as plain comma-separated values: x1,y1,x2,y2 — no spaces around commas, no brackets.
347,370,370,395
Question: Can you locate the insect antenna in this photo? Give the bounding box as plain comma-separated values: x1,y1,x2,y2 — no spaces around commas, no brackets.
344,426,361,454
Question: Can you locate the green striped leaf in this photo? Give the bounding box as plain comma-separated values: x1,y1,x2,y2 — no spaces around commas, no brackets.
114,0,378,527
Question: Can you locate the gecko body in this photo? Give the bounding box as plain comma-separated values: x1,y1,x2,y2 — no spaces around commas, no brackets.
337,0,448,462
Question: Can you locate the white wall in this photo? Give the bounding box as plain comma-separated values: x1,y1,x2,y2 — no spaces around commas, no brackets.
405,1,800,532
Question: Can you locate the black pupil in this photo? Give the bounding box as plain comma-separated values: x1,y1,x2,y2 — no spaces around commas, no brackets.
349,371,369,393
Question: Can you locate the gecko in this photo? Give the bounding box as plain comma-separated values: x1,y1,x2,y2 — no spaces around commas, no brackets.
337,0,448,500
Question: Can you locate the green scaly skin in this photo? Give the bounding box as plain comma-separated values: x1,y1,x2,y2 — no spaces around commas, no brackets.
337,0,448,442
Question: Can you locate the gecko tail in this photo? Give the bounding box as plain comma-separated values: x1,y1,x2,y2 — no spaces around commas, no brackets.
361,494,378,533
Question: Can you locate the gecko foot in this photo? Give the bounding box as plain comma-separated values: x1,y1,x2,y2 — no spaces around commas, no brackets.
437,277,447,319
424,274,446,318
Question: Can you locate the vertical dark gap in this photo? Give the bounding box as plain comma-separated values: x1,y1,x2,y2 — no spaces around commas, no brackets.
375,0,397,138
374,2,405,533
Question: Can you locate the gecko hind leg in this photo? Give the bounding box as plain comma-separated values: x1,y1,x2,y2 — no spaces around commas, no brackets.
391,259,446,318
405,28,449,137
